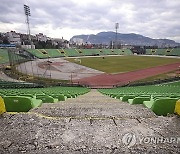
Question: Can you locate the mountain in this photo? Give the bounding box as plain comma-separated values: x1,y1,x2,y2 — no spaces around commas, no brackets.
70,31,180,47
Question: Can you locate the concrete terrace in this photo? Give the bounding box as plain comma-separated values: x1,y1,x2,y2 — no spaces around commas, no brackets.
0,90,180,153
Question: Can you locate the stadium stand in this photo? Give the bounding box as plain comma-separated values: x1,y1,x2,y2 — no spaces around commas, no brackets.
27,49,65,58
0,86,90,112
98,49,111,55
166,48,180,56
1,48,179,61
99,81,180,116
75,49,84,56
146,48,180,56
4,96,43,112
0,80,39,89
45,49,65,57
26,48,133,58
0,49,9,64
81,49,100,56
119,49,133,55
27,49,49,58
64,49,80,57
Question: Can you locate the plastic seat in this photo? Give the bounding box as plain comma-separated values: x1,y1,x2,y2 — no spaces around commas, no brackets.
143,98,178,116
0,96,6,114
4,96,42,112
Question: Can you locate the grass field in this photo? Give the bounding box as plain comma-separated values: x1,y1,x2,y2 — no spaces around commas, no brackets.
67,55,180,73
133,70,179,83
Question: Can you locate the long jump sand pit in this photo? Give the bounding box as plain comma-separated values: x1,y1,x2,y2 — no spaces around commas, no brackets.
17,58,104,80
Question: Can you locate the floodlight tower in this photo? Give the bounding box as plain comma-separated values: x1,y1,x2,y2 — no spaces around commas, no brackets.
24,4,33,49
115,23,119,49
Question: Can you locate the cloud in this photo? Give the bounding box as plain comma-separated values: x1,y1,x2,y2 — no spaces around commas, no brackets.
0,0,180,42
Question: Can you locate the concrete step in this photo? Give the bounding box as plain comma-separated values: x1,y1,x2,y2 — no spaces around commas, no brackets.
32,89,156,119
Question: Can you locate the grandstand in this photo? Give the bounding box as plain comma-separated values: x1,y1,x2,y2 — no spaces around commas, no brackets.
146,48,180,56
1,48,179,64
0,46,180,153
45,49,65,57
27,49,65,58
0,85,90,112
0,47,179,116
26,48,180,58
26,48,133,58
64,49,81,57
99,81,180,116
0,48,27,65
0,49,9,64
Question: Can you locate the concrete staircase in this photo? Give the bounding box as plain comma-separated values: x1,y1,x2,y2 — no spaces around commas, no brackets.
1,90,179,153
32,89,156,119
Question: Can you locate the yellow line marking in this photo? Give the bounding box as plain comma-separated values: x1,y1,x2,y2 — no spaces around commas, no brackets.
151,49,157,53
37,49,43,54
7,112,157,120
42,49,48,54
57,49,63,55
166,48,174,53
62,49,67,57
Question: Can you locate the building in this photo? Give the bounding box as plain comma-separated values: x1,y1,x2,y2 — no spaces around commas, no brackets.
36,33,47,42
21,44,35,49
52,38,69,48
70,38,84,45
6,31,21,45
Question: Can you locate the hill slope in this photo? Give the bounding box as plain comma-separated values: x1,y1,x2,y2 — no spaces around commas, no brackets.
70,31,180,47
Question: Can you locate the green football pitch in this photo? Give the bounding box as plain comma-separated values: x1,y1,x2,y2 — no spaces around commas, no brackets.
67,55,180,73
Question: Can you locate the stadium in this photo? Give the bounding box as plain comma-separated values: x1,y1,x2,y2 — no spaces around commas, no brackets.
0,0,180,153
0,46,180,153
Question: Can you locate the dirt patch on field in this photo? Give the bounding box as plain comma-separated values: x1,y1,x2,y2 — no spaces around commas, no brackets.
17,58,104,80
38,61,65,72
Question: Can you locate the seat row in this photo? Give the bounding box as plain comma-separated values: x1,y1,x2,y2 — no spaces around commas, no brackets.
99,81,180,116
0,86,90,112
27,49,133,58
146,48,180,56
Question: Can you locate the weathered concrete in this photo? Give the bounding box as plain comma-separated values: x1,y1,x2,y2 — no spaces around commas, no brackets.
17,58,103,80
0,71,24,82
0,90,180,154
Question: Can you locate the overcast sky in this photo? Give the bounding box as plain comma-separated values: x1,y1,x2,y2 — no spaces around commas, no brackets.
0,0,180,42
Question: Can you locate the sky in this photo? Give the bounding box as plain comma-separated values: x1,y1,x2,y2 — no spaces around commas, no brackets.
0,0,180,42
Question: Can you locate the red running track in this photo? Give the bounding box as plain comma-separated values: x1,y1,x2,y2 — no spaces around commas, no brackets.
74,62,180,88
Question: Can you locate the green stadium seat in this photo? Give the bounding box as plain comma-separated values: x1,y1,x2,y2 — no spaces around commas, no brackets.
128,96,150,104
50,94,67,101
99,81,180,116
36,95,58,103
146,48,180,56
0,96,6,114
4,96,42,112
175,99,180,115
120,95,138,102
143,98,178,116
19,94,35,98
64,94,72,98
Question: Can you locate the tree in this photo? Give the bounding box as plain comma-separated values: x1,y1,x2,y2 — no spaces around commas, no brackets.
3,37,10,44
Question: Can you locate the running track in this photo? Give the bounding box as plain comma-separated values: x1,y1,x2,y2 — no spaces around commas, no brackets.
74,62,180,87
